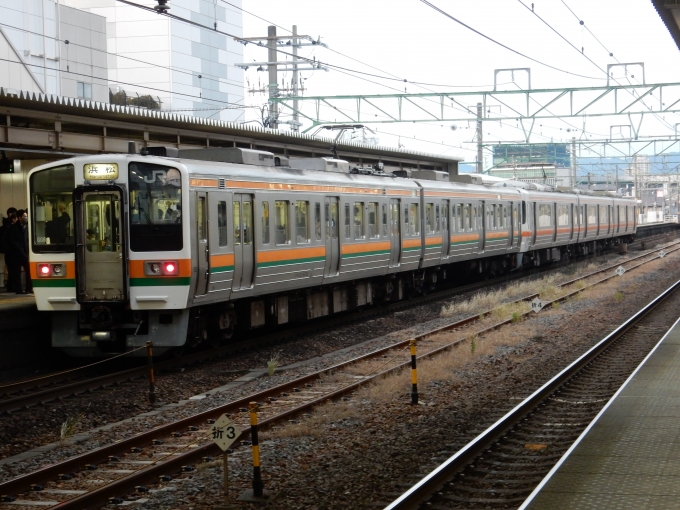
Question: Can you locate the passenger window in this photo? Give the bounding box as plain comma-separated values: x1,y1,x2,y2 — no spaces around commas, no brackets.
331,201,339,239
599,205,608,226
325,203,330,239
587,205,596,225
382,204,388,236
472,206,477,230
436,205,440,232
233,201,241,245
521,201,526,224
354,202,364,239
538,204,551,227
368,202,379,238
425,203,434,234
315,202,321,241
295,200,309,243
197,197,206,241
243,201,252,245
275,200,289,245
409,203,420,235
261,201,270,244
345,203,351,239
457,204,463,231
464,204,471,231
217,201,227,247
557,205,569,226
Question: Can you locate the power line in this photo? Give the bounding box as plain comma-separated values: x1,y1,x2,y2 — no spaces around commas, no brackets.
0,56,256,109
559,0,617,60
418,0,604,81
0,21,243,89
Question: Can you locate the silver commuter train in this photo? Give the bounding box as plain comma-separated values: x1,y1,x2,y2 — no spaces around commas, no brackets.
26,147,637,356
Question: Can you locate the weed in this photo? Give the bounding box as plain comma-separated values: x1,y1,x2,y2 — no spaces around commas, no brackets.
267,351,282,376
512,312,521,323
469,333,478,354
552,301,560,310
614,291,624,303
60,413,85,443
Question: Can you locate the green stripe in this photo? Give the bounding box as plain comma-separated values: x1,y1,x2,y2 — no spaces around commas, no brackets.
403,246,421,252
342,249,390,259
33,278,76,288
425,243,442,249
258,256,325,268
486,236,509,241
211,265,234,274
451,240,478,246
130,277,191,287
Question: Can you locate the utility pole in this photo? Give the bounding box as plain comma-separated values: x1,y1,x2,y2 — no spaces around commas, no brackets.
571,137,577,188
476,102,483,174
236,27,328,131
292,25,299,132
267,26,278,129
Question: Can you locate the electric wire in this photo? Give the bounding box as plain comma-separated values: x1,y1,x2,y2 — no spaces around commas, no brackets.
0,56,256,110
418,0,604,81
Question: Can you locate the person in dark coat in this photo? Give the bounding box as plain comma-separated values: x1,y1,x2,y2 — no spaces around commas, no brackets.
2,208,17,292
8,209,32,294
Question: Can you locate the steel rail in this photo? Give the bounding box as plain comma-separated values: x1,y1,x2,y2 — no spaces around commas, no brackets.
383,278,680,510
0,240,676,507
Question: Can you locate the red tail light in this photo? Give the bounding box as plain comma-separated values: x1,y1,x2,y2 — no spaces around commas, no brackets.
38,264,51,277
163,262,176,274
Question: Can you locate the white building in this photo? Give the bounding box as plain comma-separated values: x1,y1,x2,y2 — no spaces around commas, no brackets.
63,0,245,122
0,0,108,102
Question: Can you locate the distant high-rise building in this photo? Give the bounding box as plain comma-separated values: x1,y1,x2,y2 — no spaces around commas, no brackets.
489,143,572,187
0,0,108,102
63,0,245,122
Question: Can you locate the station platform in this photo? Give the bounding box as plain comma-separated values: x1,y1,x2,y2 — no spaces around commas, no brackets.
0,289,35,312
521,315,680,509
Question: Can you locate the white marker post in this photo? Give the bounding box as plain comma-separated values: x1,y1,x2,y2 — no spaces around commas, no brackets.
616,266,626,277
211,414,241,510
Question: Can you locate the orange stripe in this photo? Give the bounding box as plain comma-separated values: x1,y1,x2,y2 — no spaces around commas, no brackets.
190,178,218,187
451,234,479,242
129,259,192,278
402,238,421,249
536,229,553,236
257,246,325,263
220,180,387,195
485,232,507,240
211,253,235,266
341,241,390,255
425,236,442,246
31,260,75,279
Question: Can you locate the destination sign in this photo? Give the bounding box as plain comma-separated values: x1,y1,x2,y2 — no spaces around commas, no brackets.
84,163,119,180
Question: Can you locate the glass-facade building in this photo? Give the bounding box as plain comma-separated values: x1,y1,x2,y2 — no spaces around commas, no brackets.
0,0,108,102
63,0,245,122
492,143,571,169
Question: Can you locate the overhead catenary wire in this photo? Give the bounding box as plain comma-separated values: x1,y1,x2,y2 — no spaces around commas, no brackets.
418,0,604,81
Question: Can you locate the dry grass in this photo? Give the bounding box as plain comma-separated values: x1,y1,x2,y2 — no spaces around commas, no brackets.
265,249,680,440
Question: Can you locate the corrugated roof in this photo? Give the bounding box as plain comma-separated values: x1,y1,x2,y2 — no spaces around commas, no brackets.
650,0,680,51
0,88,461,165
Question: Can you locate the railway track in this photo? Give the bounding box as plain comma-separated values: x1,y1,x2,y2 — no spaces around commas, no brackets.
0,238,675,416
384,269,680,509
0,241,678,508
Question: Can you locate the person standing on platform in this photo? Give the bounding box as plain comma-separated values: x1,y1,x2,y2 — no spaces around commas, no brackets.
8,209,32,294
1,208,17,292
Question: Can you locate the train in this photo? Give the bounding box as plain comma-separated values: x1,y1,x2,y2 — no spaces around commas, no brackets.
26,146,637,356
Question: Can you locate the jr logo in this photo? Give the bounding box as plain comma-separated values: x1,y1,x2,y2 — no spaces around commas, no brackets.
143,170,167,183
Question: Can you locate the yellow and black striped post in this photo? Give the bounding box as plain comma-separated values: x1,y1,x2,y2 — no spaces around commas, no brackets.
410,340,418,405
249,401,264,497
146,341,156,403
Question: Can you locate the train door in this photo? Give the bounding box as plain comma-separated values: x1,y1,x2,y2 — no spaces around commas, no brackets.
194,192,210,296
532,203,538,245
324,197,340,277
389,198,401,267
441,200,450,258
552,203,558,243
74,188,126,302
512,202,519,247
232,194,255,290
506,203,513,248
478,201,485,253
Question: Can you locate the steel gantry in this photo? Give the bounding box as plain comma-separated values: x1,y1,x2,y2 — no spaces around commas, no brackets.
272,81,680,137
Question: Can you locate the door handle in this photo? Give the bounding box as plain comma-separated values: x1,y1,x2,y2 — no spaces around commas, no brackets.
205,270,209,280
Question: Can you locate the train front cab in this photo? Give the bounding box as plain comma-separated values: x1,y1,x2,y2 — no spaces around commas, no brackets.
29,157,192,356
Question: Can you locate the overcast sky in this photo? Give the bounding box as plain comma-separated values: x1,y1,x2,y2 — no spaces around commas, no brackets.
240,1,680,166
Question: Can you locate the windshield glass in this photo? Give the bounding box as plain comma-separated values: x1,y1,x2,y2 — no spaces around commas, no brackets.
129,162,182,251
30,164,75,253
